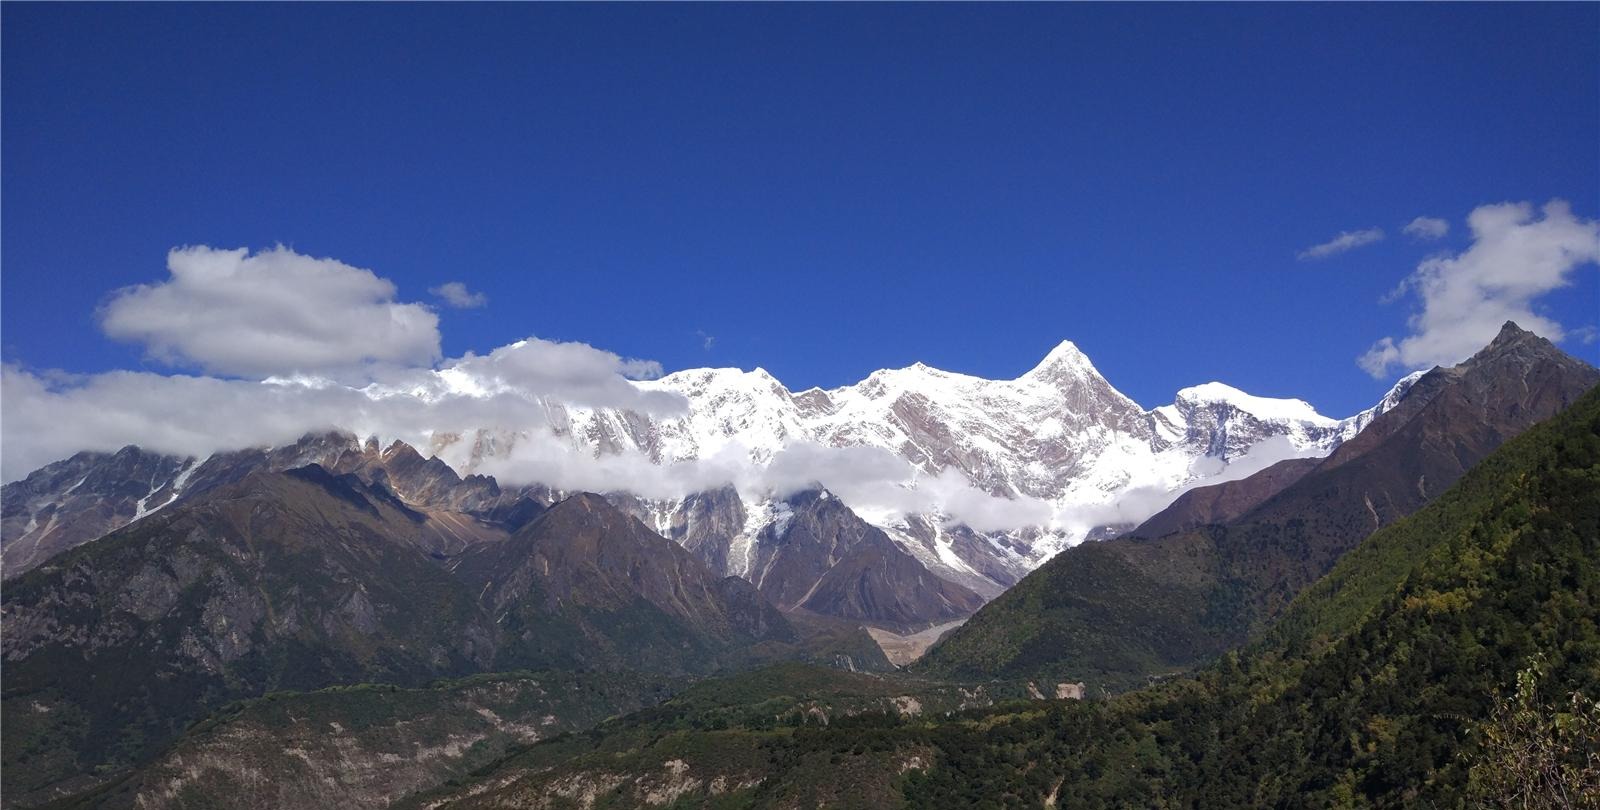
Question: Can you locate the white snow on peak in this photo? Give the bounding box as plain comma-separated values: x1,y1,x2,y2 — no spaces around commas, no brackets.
1173,382,1336,426
1380,370,1428,408
1021,340,1097,379
1333,369,1429,441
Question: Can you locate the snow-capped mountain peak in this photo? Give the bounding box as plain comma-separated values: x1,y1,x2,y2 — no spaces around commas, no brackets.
1021,339,1099,380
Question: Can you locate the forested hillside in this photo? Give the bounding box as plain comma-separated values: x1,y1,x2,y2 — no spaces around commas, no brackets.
402,384,1600,808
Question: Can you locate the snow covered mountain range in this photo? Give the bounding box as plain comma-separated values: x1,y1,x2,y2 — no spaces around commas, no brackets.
1,340,1421,617
415,341,1419,596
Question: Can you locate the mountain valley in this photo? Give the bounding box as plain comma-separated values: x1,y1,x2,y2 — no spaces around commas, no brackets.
2,324,1596,809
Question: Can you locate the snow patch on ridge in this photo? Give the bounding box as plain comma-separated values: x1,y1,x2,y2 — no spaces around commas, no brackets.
1173,382,1336,426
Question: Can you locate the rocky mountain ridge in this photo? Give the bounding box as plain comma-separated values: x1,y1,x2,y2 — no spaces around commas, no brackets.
3,340,1420,627
1,468,885,805
0,436,974,634
0,432,534,579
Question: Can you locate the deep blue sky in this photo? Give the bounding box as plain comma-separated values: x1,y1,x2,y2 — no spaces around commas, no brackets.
4,3,1597,416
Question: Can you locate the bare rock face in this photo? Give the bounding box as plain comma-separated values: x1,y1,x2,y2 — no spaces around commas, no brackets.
609,485,749,575
1132,457,1323,538
741,490,987,633
2,446,193,577
883,514,1028,596
604,486,990,630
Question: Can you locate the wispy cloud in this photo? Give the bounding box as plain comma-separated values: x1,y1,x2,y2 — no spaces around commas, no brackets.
1359,200,1600,378
1297,227,1385,260
1402,216,1449,240
429,281,488,309
1565,325,1598,346
1,332,688,484
695,329,716,350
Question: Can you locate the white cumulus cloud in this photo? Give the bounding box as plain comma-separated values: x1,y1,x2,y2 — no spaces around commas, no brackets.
1298,227,1385,260
1359,199,1600,378
100,246,442,379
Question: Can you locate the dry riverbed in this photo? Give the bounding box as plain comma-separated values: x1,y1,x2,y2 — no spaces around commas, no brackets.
865,619,968,666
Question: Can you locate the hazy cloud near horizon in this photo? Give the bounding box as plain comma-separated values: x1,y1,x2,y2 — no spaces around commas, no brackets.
1360,200,1600,378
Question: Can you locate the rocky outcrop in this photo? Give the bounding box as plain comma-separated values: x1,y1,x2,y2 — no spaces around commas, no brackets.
1,432,551,580
1,446,194,577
